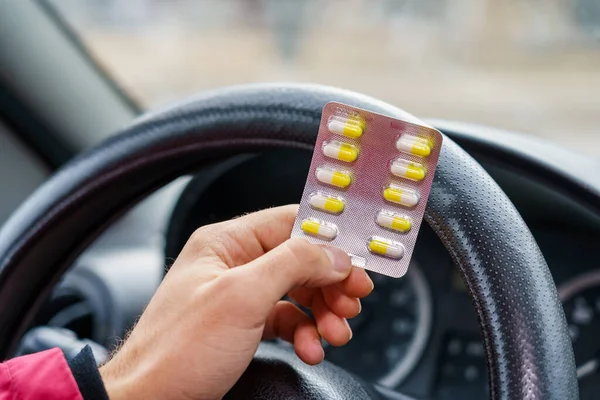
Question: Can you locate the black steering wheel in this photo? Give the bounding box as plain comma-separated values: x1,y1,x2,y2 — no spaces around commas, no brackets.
0,84,578,399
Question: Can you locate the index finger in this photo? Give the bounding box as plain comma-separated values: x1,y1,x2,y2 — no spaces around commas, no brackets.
242,204,299,252
182,205,299,266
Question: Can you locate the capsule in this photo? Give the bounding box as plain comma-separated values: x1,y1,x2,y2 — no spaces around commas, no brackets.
310,193,345,214
327,115,364,139
390,158,426,181
368,237,404,259
396,135,432,157
322,140,358,163
376,210,411,233
301,219,338,240
316,166,352,188
383,185,420,207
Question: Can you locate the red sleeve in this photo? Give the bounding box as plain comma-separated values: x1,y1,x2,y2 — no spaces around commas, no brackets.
0,348,83,400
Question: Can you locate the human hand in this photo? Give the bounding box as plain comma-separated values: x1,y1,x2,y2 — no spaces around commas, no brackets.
99,205,374,400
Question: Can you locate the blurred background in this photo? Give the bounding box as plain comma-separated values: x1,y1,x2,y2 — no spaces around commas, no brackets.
48,0,600,155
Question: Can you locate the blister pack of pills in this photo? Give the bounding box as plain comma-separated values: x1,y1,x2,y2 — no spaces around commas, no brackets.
291,102,443,278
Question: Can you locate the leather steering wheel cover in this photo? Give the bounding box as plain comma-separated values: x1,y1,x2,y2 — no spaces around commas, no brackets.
0,83,577,399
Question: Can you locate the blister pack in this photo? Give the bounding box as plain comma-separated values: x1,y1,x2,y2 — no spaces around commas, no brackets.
291,102,443,278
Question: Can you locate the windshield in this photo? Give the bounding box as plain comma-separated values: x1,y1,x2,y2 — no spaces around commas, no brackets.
48,0,600,155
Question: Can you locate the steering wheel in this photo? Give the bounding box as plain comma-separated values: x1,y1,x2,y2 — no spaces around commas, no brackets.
0,84,578,399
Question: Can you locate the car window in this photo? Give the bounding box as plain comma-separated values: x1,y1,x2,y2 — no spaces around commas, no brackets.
0,121,49,225
47,0,600,155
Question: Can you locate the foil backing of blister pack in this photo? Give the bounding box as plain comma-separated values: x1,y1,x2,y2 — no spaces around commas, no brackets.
291,102,443,278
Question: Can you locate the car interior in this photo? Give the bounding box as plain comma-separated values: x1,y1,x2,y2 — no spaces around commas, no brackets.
1,1,599,399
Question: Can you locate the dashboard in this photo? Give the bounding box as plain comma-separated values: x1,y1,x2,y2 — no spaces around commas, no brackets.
37,122,600,399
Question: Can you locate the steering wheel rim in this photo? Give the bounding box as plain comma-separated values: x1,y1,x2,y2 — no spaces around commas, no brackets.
0,83,577,399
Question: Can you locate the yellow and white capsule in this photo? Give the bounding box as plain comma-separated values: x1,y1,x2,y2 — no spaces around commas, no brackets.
376,210,411,233
390,158,426,181
327,115,364,139
301,219,338,240
310,193,345,214
383,185,420,207
396,135,432,157
368,237,404,259
322,140,358,163
316,166,352,189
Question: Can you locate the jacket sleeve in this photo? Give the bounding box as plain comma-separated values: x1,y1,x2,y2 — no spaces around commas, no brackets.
0,348,83,400
67,346,110,400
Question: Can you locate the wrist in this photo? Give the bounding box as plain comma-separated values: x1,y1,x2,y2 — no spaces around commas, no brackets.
99,359,142,400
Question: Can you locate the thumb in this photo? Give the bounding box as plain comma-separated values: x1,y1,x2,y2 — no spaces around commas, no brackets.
237,237,352,307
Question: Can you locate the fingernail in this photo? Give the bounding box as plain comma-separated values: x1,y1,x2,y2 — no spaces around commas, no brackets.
345,319,353,341
322,246,351,274
315,339,325,362
367,275,375,293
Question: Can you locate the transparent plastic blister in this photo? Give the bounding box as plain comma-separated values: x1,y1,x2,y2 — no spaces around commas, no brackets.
291,102,443,278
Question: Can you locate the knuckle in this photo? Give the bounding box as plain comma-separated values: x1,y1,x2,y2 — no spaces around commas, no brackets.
188,225,213,246
186,225,233,265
